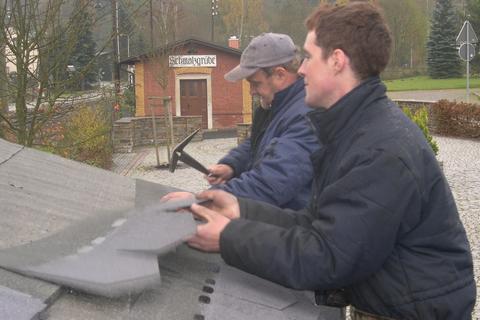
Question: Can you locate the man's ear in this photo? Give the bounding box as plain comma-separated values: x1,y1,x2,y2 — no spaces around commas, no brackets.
331,49,348,73
273,66,287,80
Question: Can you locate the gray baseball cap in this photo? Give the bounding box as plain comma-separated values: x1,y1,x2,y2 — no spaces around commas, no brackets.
224,33,296,82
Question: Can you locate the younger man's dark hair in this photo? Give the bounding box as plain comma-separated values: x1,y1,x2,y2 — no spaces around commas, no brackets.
305,2,392,80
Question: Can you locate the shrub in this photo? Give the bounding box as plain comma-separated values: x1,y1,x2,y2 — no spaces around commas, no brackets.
59,106,112,168
431,100,480,139
403,107,439,155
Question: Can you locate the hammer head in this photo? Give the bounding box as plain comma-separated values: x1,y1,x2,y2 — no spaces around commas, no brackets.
169,151,179,173
169,128,201,173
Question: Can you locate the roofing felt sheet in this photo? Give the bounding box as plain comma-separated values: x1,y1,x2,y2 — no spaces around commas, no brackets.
0,139,197,297
214,264,297,310
0,285,46,320
1,200,199,297
200,262,342,320
43,244,224,319
43,244,341,320
0,139,23,163
113,207,197,254
0,140,135,250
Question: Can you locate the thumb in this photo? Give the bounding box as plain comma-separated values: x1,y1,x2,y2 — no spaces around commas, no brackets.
196,189,216,201
208,167,220,176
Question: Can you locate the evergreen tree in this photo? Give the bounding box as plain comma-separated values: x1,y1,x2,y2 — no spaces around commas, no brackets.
427,0,462,78
69,3,97,90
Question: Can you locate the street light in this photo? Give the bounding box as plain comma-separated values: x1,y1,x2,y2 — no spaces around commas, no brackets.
211,0,219,42
119,33,130,58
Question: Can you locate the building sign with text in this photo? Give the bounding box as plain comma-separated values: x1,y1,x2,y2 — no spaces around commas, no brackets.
169,55,217,68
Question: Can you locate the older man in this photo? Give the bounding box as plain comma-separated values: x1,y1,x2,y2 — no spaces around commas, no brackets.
206,33,318,210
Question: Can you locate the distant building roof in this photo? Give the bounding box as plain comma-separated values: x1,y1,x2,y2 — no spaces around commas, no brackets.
120,37,242,65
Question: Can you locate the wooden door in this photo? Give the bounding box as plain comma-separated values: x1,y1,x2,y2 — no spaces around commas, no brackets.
180,79,208,129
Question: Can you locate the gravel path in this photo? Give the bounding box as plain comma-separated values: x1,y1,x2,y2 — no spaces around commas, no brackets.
113,135,480,317
435,136,480,318
125,138,236,193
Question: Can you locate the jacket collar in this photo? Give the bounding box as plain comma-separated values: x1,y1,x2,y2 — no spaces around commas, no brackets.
270,77,305,113
307,76,387,145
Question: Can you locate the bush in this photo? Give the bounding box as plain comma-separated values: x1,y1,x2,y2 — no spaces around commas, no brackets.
431,100,480,139
59,107,112,168
403,107,439,155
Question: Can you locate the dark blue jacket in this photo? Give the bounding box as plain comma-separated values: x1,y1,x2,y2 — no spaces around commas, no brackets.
220,77,476,319
216,78,318,210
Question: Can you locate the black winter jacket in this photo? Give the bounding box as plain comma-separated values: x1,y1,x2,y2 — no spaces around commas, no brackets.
220,77,476,319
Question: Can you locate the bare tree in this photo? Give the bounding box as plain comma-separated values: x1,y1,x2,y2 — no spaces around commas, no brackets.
146,0,183,163
379,0,428,70
0,0,97,146
0,0,152,147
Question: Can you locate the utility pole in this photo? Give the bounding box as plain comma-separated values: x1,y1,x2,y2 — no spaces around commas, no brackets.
111,0,120,117
149,0,154,49
211,0,219,42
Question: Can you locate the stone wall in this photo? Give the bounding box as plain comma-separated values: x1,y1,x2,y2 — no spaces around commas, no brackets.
236,123,251,145
113,116,203,153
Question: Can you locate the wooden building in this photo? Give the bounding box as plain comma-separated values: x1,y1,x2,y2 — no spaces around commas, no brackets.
121,38,252,130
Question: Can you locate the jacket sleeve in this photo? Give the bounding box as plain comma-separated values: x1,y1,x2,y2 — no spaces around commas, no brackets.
220,149,421,291
237,196,313,227
216,116,319,207
218,138,252,177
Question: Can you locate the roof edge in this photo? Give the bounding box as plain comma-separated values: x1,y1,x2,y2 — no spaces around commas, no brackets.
120,37,242,65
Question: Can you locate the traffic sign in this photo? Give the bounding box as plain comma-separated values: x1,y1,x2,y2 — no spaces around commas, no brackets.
456,21,478,103
459,43,476,61
458,43,475,61
456,20,478,45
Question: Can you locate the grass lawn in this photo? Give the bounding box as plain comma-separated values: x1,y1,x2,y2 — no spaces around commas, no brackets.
384,76,480,91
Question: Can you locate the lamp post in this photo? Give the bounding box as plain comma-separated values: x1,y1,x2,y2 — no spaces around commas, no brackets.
211,0,218,42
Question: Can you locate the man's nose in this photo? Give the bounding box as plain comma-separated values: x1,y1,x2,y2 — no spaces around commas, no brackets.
298,62,305,77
